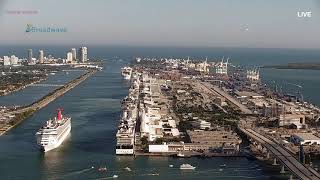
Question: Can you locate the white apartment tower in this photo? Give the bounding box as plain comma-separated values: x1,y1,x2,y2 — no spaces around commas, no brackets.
79,47,88,63
67,52,73,63
71,48,76,62
3,56,10,66
39,50,44,64
10,55,18,65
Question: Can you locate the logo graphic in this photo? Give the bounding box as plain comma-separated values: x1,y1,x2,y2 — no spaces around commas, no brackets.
25,24,67,33
25,24,33,32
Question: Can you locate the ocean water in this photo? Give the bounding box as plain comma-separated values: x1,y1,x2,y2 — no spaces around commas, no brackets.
0,46,319,179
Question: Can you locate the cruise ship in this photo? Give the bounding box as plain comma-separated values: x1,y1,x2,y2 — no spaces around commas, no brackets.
116,72,140,155
36,109,71,152
121,67,132,80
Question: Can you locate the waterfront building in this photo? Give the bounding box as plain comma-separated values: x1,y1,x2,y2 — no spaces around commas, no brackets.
79,47,88,63
247,69,260,81
291,133,320,145
10,55,18,65
149,140,241,154
195,59,210,73
191,120,211,130
71,48,77,61
28,49,33,64
279,113,306,129
215,58,228,75
39,50,44,64
3,56,10,66
48,55,53,62
67,52,73,63
71,48,77,62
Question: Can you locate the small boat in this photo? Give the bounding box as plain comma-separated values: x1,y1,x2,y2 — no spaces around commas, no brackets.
177,152,185,157
113,175,118,178
98,167,107,172
176,152,191,158
169,164,174,168
124,167,131,171
180,164,196,170
149,173,159,176
220,164,227,167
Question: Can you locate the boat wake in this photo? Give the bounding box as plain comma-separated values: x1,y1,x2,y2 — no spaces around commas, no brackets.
60,167,94,178
94,176,118,180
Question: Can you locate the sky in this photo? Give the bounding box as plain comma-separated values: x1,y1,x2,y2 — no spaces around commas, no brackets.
0,0,319,49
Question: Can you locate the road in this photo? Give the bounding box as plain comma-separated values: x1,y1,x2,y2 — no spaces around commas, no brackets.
240,127,320,180
201,82,253,114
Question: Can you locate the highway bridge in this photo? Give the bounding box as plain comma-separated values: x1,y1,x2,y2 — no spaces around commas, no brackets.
240,127,320,180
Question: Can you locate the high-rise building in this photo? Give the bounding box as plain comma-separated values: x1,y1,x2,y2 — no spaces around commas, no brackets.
67,52,73,63
28,49,33,63
79,47,88,63
10,55,18,65
39,50,44,64
71,48,76,62
3,56,10,66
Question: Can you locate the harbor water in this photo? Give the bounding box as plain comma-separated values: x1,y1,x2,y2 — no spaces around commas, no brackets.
0,46,319,179
0,70,84,106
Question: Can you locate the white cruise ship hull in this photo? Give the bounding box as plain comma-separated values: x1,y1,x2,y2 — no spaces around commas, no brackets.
37,123,71,152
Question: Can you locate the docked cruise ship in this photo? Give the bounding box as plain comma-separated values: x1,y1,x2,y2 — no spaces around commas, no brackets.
116,71,140,155
36,109,71,152
121,67,132,80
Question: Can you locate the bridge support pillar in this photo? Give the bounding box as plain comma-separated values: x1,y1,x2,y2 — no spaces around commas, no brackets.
289,174,293,180
272,158,278,166
280,165,285,174
266,152,270,159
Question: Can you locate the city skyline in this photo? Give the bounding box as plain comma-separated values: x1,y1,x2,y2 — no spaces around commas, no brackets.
0,0,319,49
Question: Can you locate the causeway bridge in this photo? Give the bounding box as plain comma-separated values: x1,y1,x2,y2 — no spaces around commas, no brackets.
240,127,320,180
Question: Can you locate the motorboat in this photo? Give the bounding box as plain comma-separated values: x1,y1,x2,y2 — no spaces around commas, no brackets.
180,164,196,170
